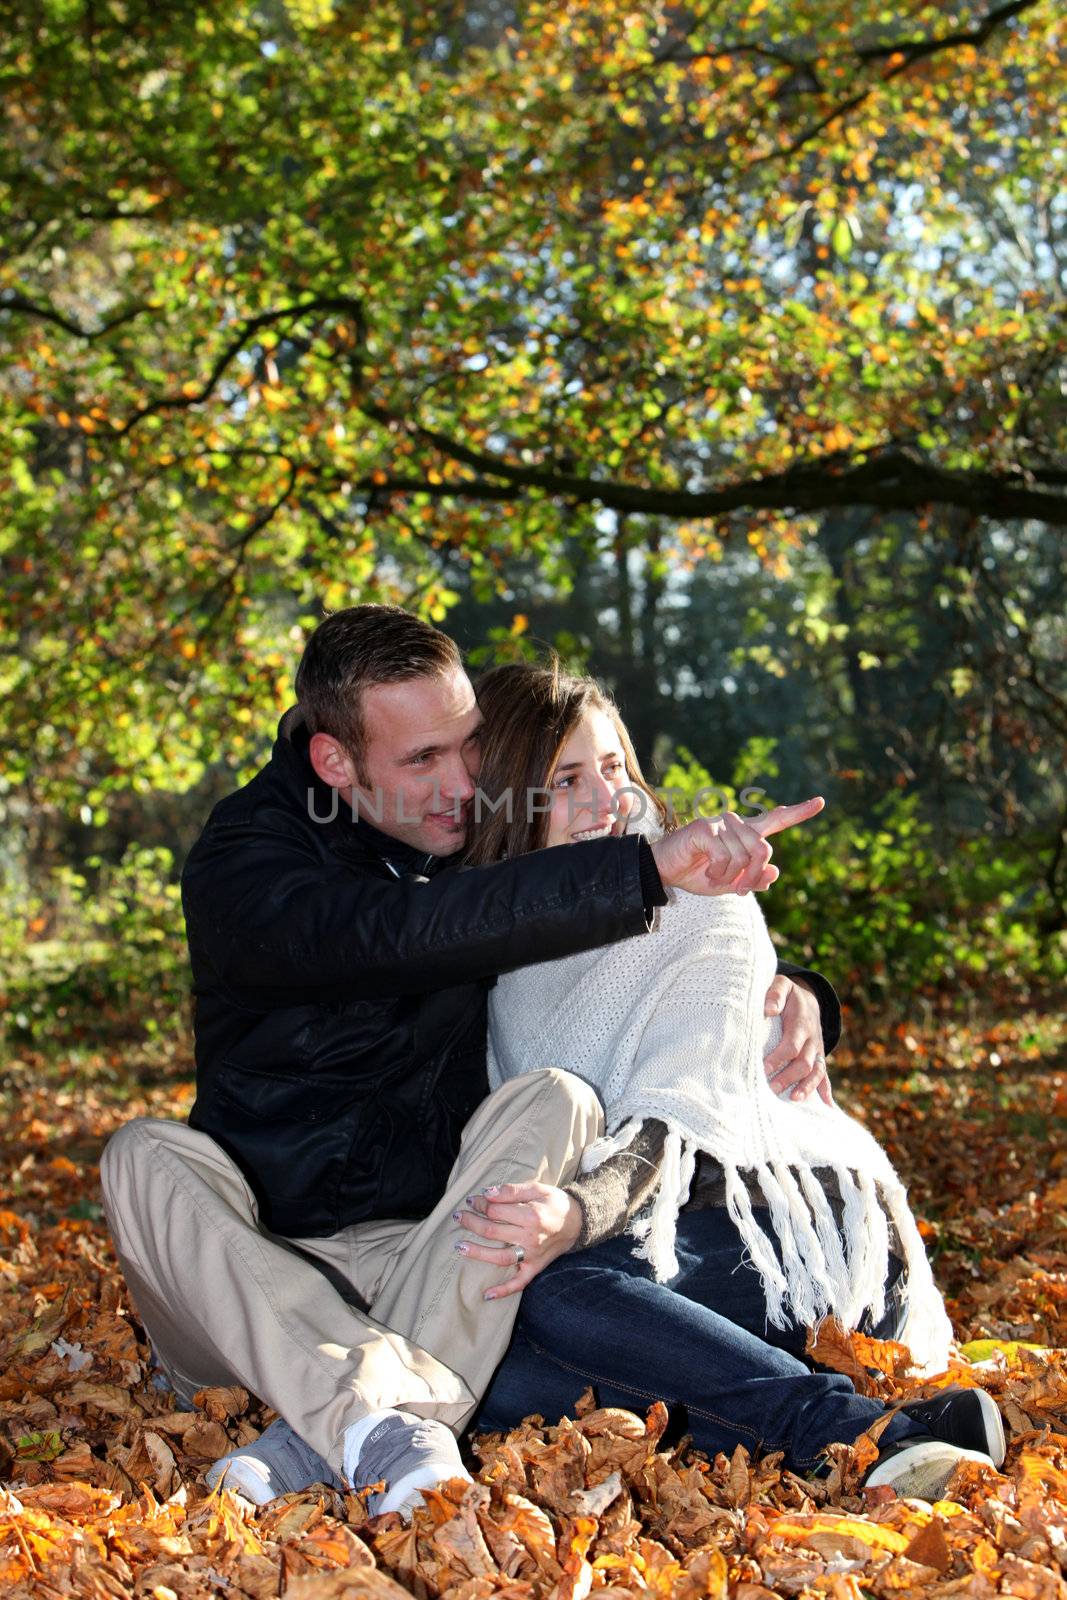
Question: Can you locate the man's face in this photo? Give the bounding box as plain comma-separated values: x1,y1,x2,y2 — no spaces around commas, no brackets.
315,668,483,857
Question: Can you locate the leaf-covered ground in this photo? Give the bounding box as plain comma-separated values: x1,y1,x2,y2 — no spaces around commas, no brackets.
2,990,1066,1599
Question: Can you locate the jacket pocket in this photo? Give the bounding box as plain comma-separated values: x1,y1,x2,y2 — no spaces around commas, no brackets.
213,1059,361,1123
216,1003,325,1071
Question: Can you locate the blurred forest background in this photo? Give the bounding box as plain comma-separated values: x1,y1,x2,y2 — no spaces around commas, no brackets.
1,0,1064,1061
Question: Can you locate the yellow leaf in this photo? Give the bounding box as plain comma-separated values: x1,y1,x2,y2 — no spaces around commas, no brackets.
960,1339,1044,1365
773,1514,910,1554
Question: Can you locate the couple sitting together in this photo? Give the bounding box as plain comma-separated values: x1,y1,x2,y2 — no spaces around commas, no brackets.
101,603,1005,1517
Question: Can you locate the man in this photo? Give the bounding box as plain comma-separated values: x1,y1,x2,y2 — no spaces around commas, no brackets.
100,606,997,1513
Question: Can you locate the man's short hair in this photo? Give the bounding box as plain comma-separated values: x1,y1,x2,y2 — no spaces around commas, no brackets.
295,604,463,775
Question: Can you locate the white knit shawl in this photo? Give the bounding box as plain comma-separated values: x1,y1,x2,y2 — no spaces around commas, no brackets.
487,855,953,1375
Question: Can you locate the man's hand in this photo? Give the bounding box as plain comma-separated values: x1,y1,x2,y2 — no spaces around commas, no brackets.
651,798,824,897
452,1181,582,1299
763,975,832,1104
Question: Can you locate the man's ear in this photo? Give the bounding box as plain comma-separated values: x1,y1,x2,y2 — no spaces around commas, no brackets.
308,731,359,792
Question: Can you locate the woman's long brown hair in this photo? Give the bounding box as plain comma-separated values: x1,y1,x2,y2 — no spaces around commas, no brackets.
465,658,666,865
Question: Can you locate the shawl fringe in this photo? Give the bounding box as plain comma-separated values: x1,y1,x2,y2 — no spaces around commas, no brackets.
580,1116,951,1373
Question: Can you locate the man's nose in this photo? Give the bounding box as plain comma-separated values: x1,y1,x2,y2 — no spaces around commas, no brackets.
441,754,476,803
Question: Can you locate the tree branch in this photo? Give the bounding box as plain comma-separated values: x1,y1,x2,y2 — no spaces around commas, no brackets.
856,0,1042,63
0,292,151,340
635,0,1041,82
355,416,1067,525
617,0,1043,171
639,42,805,73
748,0,1042,171
119,294,365,433
191,459,302,638
354,474,518,504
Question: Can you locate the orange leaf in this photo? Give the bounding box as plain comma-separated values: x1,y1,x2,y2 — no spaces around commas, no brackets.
904,1515,952,1573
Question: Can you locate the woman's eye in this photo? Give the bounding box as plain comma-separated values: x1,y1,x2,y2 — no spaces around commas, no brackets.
553,775,576,790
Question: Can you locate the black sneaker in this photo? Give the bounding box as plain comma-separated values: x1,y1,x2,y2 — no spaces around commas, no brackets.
864,1437,996,1500
896,1387,1006,1469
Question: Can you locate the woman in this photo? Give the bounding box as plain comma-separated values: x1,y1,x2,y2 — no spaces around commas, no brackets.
457,661,996,1491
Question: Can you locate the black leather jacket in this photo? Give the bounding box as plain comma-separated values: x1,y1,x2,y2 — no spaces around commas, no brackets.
183,710,840,1238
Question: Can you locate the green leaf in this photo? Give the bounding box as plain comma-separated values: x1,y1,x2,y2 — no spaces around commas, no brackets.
17,1430,65,1461
831,217,853,259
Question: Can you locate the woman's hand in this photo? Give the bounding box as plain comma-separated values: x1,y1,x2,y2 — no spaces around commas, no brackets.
452,1181,583,1300
763,975,832,1104
650,798,824,897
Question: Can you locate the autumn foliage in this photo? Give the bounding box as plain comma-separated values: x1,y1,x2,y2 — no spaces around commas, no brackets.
2,996,1065,1597
2,0,1064,798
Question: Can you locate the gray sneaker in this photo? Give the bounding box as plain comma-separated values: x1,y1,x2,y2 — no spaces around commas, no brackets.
343,1409,471,1517
205,1416,343,1505
865,1437,995,1500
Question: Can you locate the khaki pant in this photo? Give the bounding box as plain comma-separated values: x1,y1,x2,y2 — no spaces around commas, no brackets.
99,1069,602,1475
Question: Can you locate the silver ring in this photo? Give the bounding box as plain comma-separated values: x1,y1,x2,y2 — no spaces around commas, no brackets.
514,1245,526,1267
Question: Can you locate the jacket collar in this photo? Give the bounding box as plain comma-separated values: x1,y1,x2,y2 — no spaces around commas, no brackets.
272,706,457,878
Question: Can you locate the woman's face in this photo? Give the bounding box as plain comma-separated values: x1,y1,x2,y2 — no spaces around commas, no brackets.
544,708,636,848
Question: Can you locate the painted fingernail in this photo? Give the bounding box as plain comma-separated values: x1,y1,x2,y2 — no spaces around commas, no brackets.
454,1242,468,1254
465,1195,477,1206
483,1185,500,1196
483,1290,497,1301
451,1211,462,1222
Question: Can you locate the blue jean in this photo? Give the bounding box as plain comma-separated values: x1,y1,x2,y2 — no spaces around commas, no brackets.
473,1206,920,1471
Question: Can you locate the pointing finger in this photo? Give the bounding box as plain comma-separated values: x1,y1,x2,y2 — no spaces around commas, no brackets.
753,797,825,839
